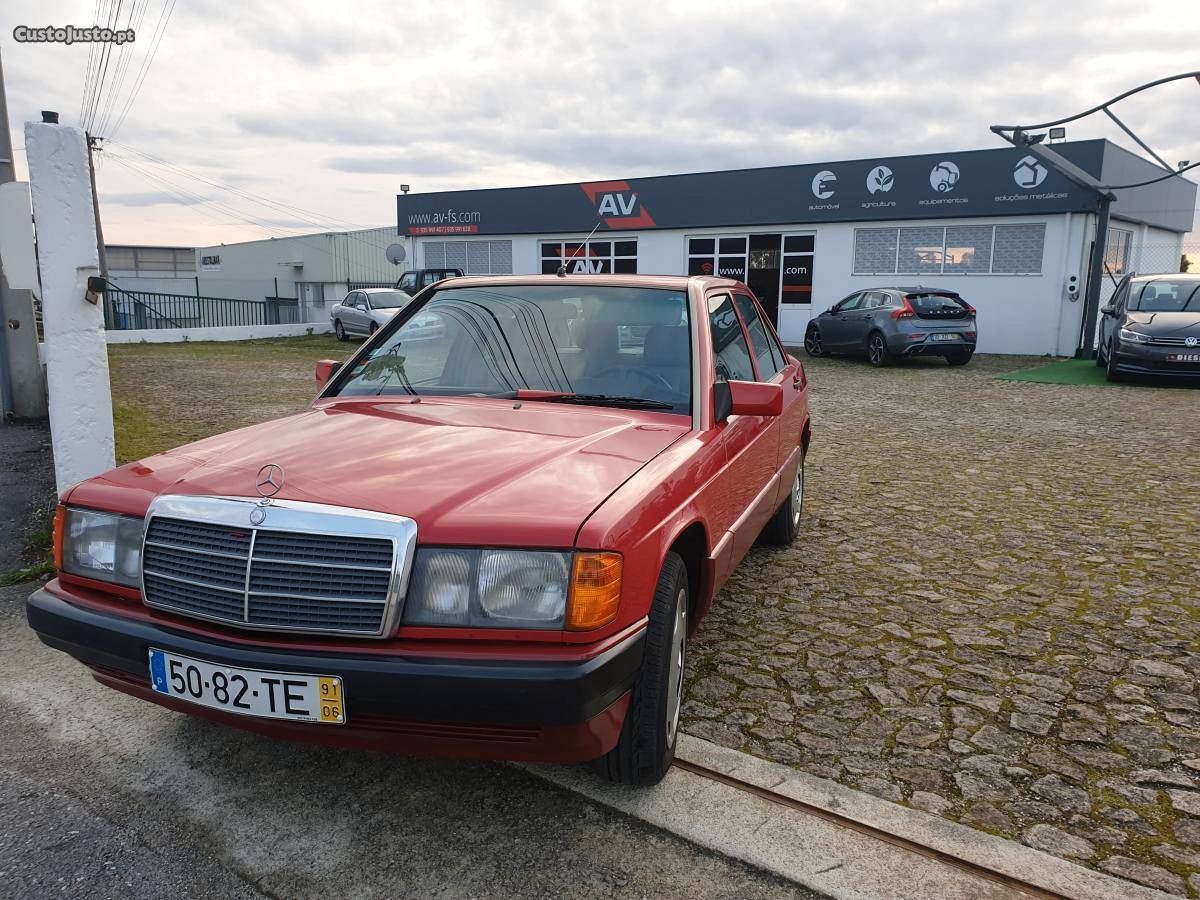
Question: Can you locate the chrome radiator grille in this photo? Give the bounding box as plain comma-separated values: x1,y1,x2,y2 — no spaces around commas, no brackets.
140,496,417,638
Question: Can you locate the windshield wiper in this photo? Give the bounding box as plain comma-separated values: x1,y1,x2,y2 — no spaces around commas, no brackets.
542,393,674,410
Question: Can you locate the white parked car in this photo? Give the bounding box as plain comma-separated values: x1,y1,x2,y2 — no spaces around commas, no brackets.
331,288,414,341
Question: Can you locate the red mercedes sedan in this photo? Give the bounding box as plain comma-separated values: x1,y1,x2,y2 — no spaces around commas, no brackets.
28,275,810,785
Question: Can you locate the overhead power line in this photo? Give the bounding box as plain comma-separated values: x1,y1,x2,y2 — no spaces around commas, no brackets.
106,0,177,141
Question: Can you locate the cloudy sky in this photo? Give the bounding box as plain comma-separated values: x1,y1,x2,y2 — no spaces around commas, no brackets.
5,0,1199,247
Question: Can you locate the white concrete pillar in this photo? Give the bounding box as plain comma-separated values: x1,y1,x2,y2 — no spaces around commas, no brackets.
24,121,115,494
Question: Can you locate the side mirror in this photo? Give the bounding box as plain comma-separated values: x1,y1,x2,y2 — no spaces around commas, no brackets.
1100,305,1116,317
315,359,341,389
714,380,783,421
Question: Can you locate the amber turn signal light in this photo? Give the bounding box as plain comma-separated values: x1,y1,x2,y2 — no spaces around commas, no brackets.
566,552,622,631
52,504,66,571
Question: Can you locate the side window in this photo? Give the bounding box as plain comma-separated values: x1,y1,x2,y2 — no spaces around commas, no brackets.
1111,280,1130,311
423,272,440,286
708,293,755,382
399,273,418,293
345,292,360,308
834,293,862,313
354,293,368,309
733,294,784,379
863,291,887,310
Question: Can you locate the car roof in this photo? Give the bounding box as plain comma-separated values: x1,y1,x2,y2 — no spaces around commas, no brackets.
1130,273,1200,283
360,287,406,293
428,273,740,291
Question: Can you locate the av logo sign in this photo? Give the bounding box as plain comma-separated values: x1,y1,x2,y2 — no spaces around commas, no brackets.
579,180,656,229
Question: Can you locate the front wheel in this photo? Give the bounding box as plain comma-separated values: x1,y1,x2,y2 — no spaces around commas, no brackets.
1105,342,1125,382
762,457,804,546
591,553,688,786
867,331,893,367
804,325,825,357
334,320,347,342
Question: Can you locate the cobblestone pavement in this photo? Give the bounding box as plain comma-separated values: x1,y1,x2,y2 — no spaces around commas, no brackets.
682,353,1200,897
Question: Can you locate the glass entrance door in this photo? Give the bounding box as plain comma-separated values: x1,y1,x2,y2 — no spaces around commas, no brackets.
747,234,782,328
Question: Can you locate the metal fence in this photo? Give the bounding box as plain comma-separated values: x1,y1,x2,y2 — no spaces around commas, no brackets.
102,284,300,330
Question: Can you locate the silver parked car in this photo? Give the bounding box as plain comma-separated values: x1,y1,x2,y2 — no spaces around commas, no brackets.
804,287,978,367
331,288,414,341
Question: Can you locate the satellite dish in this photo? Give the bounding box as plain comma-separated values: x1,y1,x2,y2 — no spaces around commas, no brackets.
385,243,407,265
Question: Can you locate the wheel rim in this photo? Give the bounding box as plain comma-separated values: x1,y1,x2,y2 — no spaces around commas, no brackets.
335,321,343,337
665,588,687,744
791,465,804,528
805,329,821,355
869,336,884,363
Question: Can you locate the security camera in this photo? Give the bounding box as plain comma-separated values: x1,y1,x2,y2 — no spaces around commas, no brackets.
1065,274,1080,300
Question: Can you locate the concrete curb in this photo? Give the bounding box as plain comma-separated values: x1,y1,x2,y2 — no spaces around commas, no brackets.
518,734,1174,900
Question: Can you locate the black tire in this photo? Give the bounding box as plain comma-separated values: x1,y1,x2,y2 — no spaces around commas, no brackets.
866,331,893,367
946,350,973,367
803,325,825,358
1095,343,1106,367
369,322,378,336
762,456,804,546
1105,341,1125,382
334,320,347,342
591,553,688,786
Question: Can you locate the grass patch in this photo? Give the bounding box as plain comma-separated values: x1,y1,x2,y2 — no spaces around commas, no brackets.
998,358,1121,386
1,497,56,586
108,334,353,464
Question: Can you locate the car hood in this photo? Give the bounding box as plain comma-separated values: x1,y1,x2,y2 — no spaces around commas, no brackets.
67,397,689,547
1124,311,1200,335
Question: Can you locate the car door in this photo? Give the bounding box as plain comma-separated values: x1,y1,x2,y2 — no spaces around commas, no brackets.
823,292,864,349
844,291,884,349
706,291,779,567
341,292,362,333
1100,276,1131,352
733,290,804,499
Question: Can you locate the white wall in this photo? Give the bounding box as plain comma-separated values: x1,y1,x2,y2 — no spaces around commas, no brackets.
423,216,1090,356
105,321,332,344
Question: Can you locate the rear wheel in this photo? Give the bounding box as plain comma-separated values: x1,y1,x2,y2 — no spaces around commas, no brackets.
368,322,379,336
867,331,893,367
804,325,825,357
762,457,804,546
334,320,347,342
946,349,974,367
591,553,688,786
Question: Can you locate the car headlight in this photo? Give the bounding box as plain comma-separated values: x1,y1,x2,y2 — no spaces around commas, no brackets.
402,548,621,631
1118,327,1151,344
59,507,144,587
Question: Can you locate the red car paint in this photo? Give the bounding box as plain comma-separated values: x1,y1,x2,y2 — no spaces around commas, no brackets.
35,275,810,762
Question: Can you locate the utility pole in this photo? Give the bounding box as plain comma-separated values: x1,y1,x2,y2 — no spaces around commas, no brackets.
86,133,108,280
0,47,48,419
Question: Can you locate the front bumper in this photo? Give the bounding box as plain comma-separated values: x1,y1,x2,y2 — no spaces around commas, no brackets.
27,585,643,761
1111,344,1200,378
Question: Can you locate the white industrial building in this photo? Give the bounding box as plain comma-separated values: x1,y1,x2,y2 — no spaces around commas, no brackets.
396,140,1196,356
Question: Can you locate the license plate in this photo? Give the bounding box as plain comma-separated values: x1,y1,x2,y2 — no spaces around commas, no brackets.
930,333,959,342
148,649,346,724
1167,353,1200,362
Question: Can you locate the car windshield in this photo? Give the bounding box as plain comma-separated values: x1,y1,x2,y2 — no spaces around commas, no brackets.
334,285,692,413
366,290,412,309
1131,280,1200,312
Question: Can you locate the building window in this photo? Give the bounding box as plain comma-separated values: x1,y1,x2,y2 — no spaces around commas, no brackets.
943,225,993,274
540,239,637,274
991,224,1046,274
105,245,196,276
422,240,513,274
1104,227,1134,275
853,223,1044,275
851,229,899,275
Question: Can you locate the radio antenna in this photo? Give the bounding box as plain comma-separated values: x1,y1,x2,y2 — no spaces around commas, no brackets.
557,219,606,276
